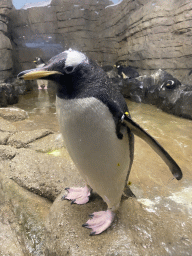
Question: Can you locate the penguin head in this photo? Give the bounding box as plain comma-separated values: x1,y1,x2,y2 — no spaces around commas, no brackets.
114,64,124,77
18,49,89,81
163,79,180,90
33,57,45,65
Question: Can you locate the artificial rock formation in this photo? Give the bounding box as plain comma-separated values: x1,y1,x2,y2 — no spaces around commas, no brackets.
9,0,113,75
0,0,13,80
8,0,192,84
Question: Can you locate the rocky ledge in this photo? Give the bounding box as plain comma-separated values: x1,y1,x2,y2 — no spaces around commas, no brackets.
0,78,36,107
107,68,192,120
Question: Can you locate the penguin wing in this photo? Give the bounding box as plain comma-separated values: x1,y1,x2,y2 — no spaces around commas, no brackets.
122,114,182,180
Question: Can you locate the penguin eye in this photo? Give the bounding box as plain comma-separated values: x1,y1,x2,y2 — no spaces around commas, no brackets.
65,66,74,73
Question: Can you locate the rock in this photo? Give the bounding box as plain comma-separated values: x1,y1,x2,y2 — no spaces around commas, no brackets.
0,117,17,133
0,172,51,256
0,83,19,107
7,129,53,148
0,11,13,80
5,0,192,82
121,78,144,103
8,147,83,201
174,91,192,119
45,192,192,255
0,203,25,256
28,133,64,152
0,131,10,145
111,77,123,91
0,20,7,33
0,0,13,10
0,145,17,159
4,78,34,95
0,107,28,121
101,65,114,72
101,65,118,79
0,83,7,107
0,31,12,50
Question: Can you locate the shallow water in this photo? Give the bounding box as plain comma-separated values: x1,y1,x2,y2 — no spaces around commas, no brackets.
13,87,192,254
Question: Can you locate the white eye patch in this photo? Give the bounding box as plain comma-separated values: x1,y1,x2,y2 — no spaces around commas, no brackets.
65,49,88,68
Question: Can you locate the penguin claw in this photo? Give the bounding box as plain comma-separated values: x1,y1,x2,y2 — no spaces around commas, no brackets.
62,186,92,205
82,223,89,228
83,210,115,235
90,231,96,236
71,199,76,204
61,195,66,200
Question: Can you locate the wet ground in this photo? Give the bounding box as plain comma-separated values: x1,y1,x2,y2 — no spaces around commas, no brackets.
13,87,192,254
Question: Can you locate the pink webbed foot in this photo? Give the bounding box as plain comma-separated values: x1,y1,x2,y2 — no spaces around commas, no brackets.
82,209,115,235
62,186,92,205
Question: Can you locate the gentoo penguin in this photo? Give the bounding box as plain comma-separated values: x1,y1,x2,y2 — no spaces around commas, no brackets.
18,49,182,235
33,57,48,89
115,64,139,79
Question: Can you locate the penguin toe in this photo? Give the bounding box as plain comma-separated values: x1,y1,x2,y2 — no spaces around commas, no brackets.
62,186,92,205
83,210,115,235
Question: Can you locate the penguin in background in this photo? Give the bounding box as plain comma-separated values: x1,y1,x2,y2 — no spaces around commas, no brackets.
33,57,48,89
115,64,139,79
18,49,182,236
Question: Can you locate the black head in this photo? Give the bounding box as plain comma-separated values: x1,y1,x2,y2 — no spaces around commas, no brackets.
18,49,89,81
163,79,181,90
18,49,105,99
33,57,45,65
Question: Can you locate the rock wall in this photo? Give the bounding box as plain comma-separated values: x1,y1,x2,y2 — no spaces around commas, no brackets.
6,0,192,83
0,0,13,81
9,0,113,75
100,0,192,82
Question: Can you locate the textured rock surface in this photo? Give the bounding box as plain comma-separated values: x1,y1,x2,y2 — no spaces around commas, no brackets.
7,129,53,148
9,0,113,74
0,172,51,256
0,83,19,107
0,107,28,121
0,117,17,132
8,147,82,201
0,0,13,80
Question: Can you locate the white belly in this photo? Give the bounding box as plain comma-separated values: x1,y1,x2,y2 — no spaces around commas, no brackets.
56,96,130,210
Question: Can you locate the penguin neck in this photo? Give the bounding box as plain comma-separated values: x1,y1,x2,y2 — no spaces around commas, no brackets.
56,73,89,100
56,65,103,100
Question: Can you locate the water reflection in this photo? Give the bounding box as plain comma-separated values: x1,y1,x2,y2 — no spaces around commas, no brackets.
13,85,59,132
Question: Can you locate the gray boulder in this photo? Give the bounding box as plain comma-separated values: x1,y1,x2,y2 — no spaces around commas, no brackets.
0,107,28,121
0,83,19,107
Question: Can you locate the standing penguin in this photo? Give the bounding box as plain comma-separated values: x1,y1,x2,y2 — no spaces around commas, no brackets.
18,49,182,235
33,57,48,89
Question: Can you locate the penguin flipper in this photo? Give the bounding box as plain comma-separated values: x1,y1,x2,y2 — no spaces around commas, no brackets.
122,114,183,180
